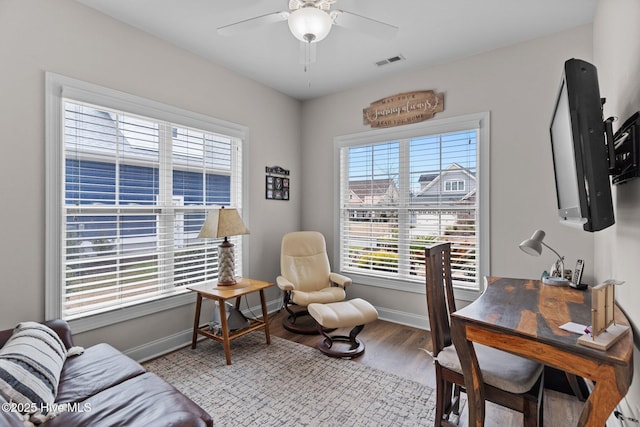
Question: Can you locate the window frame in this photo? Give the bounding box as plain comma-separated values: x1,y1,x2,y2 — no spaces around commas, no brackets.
45,73,249,333
333,112,490,300
444,179,466,192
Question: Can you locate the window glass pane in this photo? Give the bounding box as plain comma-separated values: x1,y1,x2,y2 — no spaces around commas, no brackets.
61,100,242,319
339,128,480,289
345,142,400,275
120,164,159,204
65,159,116,205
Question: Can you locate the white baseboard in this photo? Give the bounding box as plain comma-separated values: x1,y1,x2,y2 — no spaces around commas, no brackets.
375,306,428,330
125,298,283,362
125,328,195,363
123,298,430,362
124,298,428,362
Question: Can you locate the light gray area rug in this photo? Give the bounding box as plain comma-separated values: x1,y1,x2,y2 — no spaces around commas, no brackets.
144,334,436,426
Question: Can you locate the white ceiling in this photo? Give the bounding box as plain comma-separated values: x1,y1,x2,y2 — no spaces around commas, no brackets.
76,0,597,101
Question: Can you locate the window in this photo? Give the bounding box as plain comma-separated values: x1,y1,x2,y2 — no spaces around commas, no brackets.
46,74,248,331
335,113,489,293
445,180,465,192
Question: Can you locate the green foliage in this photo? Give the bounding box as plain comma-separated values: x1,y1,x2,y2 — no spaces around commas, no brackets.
357,250,398,272
410,235,440,251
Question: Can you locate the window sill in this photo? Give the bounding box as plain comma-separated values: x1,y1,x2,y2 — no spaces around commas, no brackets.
67,292,195,334
344,271,481,302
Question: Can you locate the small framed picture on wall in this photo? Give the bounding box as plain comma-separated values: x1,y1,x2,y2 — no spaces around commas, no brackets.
265,166,290,200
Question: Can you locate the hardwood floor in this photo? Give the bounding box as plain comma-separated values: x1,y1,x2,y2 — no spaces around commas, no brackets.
269,310,584,427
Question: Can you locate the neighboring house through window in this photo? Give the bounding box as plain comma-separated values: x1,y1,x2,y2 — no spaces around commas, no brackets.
45,73,248,332
335,113,489,294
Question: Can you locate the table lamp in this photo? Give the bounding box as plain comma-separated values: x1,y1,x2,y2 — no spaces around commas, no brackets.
198,207,249,286
519,229,569,286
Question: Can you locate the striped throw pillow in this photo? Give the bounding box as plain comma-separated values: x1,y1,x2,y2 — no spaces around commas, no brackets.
0,322,67,412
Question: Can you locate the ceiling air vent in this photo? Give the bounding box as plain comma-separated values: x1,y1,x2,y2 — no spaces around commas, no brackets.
375,54,405,67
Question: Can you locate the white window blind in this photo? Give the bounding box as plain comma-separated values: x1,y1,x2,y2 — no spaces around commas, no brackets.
54,94,244,321
336,115,488,291
46,74,248,330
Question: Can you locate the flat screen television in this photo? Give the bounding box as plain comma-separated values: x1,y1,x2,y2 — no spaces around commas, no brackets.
549,58,614,232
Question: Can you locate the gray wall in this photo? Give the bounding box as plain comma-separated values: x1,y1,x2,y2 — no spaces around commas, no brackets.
593,0,640,416
300,25,595,323
0,0,301,351
3,5,637,415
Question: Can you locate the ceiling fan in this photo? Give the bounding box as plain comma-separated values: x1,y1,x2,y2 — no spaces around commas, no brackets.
217,0,398,44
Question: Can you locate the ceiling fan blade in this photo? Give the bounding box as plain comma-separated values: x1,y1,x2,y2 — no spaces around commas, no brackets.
218,12,289,37
331,10,398,39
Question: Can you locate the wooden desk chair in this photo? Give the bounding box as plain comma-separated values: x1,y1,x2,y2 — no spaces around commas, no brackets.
425,243,544,427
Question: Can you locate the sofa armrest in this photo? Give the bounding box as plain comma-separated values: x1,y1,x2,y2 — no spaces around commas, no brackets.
0,328,12,348
0,319,74,349
43,319,75,349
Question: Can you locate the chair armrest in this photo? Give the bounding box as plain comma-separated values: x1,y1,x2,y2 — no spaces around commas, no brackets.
329,272,352,288
276,276,295,291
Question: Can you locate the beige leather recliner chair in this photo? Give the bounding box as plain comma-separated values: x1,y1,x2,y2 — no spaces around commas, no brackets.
276,231,352,334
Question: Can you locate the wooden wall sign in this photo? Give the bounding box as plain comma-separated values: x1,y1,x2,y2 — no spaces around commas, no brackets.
363,90,444,128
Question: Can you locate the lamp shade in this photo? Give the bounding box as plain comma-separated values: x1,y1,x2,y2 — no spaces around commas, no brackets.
519,229,545,256
519,229,568,284
288,7,332,43
198,207,249,239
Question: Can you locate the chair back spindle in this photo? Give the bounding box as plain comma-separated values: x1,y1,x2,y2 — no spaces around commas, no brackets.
425,242,455,357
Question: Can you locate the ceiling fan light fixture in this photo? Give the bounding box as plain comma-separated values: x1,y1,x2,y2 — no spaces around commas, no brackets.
288,7,332,43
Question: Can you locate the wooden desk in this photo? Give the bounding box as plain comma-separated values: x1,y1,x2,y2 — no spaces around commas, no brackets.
188,278,274,365
451,277,633,427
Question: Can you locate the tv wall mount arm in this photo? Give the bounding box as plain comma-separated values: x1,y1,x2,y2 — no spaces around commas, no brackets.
607,111,640,185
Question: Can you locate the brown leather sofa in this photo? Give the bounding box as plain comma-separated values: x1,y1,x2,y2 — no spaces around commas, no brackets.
0,320,213,427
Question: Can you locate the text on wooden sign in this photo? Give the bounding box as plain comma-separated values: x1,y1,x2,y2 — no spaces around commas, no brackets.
363,90,444,128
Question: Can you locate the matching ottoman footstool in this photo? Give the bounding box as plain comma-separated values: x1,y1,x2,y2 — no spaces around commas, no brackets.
307,298,378,359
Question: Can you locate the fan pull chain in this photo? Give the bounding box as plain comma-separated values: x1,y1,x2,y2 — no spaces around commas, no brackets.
304,41,311,73
304,41,312,88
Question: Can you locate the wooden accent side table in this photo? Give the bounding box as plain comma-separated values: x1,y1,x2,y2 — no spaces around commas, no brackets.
187,278,274,365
